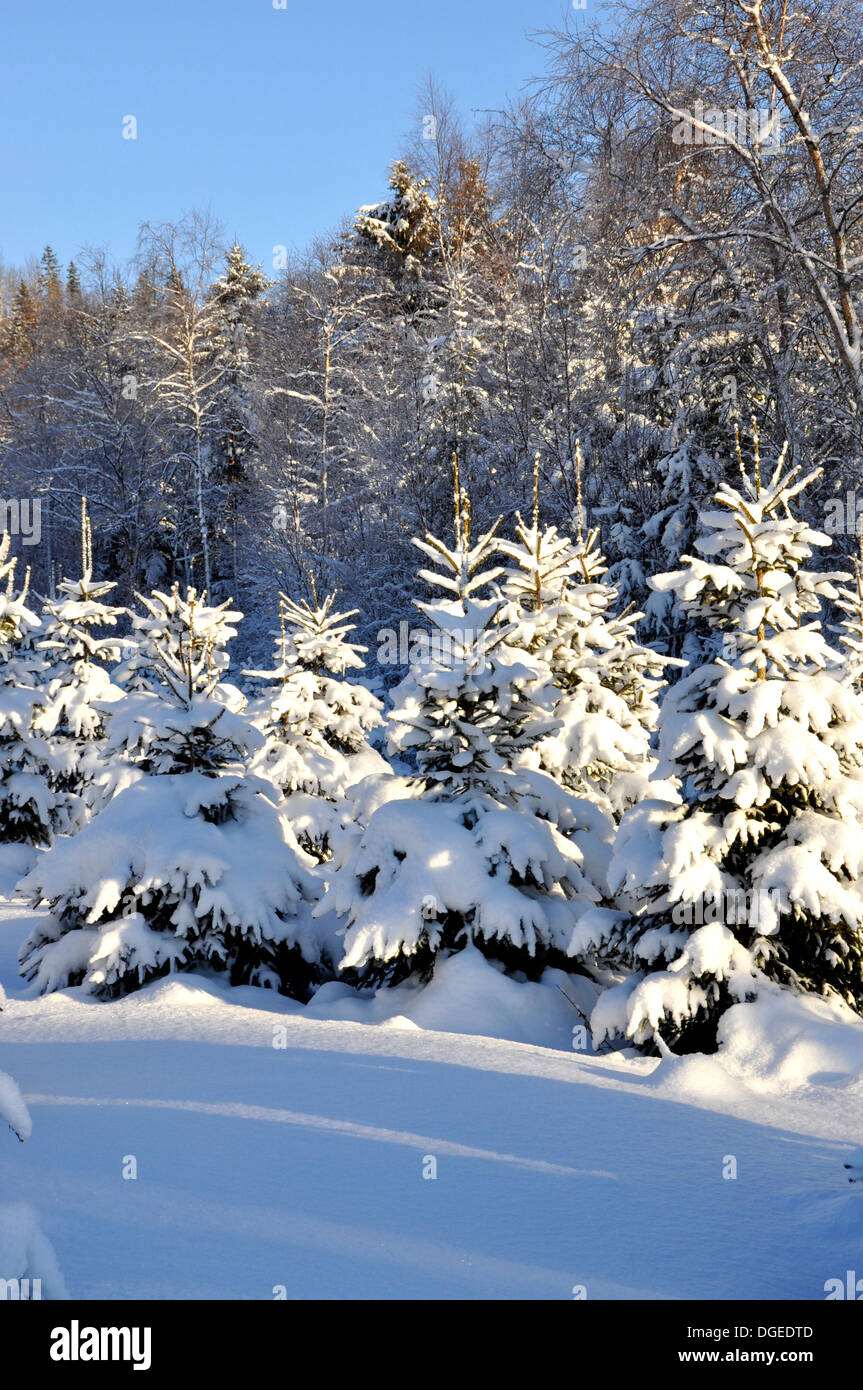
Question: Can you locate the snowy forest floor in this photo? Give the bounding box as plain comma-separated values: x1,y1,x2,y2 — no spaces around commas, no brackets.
3,881,863,1300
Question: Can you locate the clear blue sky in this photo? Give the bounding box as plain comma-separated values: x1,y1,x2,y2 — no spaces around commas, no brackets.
0,0,571,278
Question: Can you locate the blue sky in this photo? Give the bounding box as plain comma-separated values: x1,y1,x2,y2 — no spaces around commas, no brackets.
1,0,571,278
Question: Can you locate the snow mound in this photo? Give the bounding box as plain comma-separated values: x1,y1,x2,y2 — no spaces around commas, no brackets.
306,944,598,1050
716,992,863,1092
0,1203,67,1297
389,947,588,1049
643,1051,753,1107
0,843,38,893
0,1068,31,1141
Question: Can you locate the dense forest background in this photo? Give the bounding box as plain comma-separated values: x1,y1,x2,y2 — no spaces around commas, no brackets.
2,0,862,671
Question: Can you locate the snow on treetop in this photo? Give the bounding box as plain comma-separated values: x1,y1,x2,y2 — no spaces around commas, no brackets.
279,591,367,675
414,595,512,648
0,534,39,650
38,571,127,677
413,517,505,604
651,447,849,678
327,795,595,976
129,586,242,702
498,516,577,606
19,771,321,997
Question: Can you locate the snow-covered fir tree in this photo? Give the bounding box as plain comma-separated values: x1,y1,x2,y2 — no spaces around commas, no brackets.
323,469,601,987
208,243,270,593
500,450,674,824
19,585,323,999
355,159,437,278
594,431,863,1053
386,485,552,797
635,434,726,659
247,589,388,861
0,536,56,847
34,499,127,832
98,584,246,773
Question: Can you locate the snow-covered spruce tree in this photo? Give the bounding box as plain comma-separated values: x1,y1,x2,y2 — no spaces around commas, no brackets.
19,585,322,999
594,431,863,1054
355,159,438,279
34,499,126,832
500,450,674,824
96,583,246,774
0,536,56,847
635,434,726,661
208,243,270,594
247,590,388,861
323,470,600,988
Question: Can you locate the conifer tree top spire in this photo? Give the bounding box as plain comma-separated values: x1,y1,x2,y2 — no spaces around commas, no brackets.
276,590,367,677
130,585,240,705
533,450,541,533
81,496,92,579
652,427,842,681
101,584,253,778
412,465,504,613
37,495,125,679
0,533,36,647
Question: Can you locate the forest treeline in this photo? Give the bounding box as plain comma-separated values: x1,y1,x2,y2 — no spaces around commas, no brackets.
1,0,862,667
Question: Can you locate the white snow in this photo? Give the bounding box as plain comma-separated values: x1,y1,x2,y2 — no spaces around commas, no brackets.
2,892,862,1299
0,1201,67,1297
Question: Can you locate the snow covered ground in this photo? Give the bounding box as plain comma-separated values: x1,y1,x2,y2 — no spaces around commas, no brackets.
2,886,863,1301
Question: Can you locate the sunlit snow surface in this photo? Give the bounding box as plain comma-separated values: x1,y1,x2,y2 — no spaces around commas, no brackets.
1,882,862,1301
